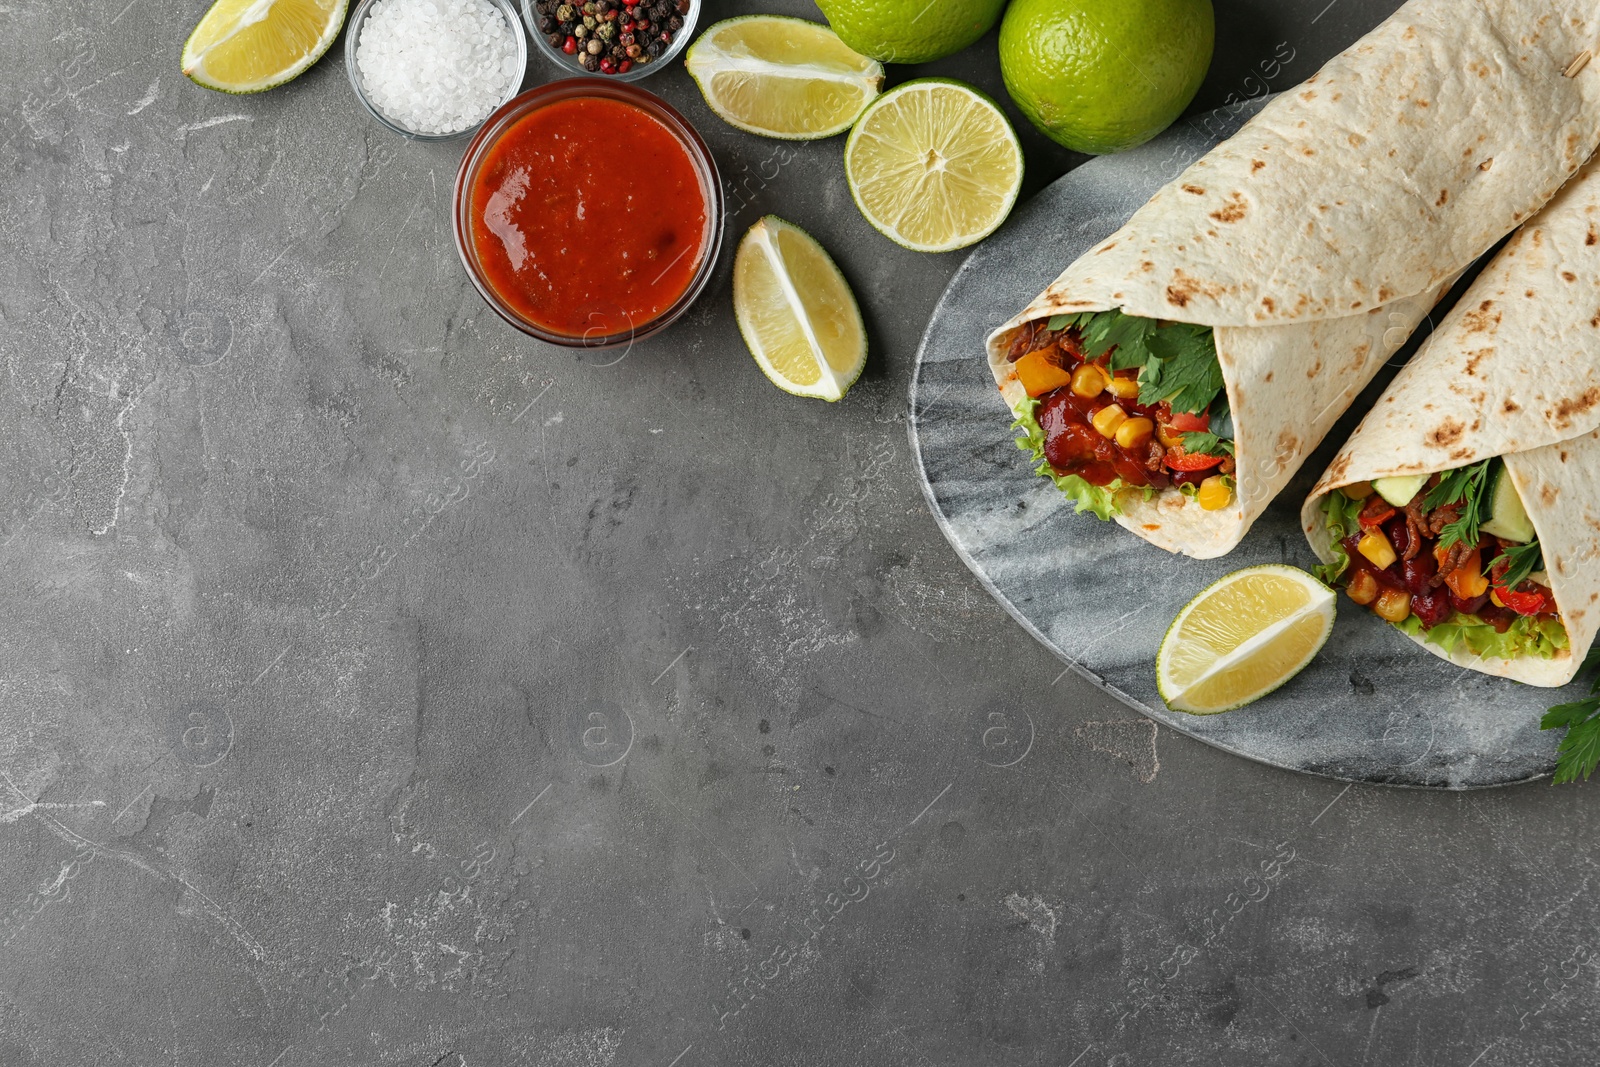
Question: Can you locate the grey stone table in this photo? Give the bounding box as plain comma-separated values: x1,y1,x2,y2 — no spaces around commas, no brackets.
3,1,1597,1064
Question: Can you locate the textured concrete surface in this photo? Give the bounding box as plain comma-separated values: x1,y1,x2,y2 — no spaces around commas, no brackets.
4,1,1600,1065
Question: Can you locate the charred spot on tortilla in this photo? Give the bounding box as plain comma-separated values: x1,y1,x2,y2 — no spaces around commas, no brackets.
1209,194,1248,223
1550,387,1600,427
1437,189,1450,206
1093,242,1118,255
1480,158,1494,171
1504,399,1521,414
1261,296,1276,313
1449,447,1473,461
1464,349,1492,376
1587,228,1598,246
1426,418,1466,447
1264,370,1274,382
1563,271,1578,282
1181,184,1206,195
1543,484,1559,506
1462,300,1499,333
1250,160,1266,173
1306,358,1323,379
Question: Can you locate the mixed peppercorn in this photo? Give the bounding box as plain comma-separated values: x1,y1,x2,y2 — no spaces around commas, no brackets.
1007,311,1236,512
533,0,689,74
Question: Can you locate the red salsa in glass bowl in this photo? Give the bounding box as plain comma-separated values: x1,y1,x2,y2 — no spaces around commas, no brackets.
453,79,722,347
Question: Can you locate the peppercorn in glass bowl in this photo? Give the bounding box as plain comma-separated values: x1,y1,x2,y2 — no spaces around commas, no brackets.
522,0,696,81
346,0,529,140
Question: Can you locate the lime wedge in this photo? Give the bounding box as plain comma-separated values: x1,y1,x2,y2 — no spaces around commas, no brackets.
685,15,884,140
1157,565,1336,715
844,78,1024,253
733,216,867,402
182,0,347,94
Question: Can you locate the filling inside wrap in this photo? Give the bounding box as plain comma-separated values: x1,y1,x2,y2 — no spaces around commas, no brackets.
1004,309,1235,520
1312,459,1567,661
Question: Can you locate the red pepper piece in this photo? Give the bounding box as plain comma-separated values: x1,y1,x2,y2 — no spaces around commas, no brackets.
1357,495,1396,529
1164,448,1224,472
1496,586,1547,616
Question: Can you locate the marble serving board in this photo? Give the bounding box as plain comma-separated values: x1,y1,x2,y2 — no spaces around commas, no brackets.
909,98,1584,789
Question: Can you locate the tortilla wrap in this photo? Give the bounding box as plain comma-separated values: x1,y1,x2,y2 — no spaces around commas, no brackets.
1304,153,1600,687
986,0,1600,559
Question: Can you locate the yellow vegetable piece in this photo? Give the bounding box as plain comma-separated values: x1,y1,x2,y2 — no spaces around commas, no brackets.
1070,362,1108,398
1357,530,1397,570
1196,475,1231,511
1015,350,1073,397
1115,416,1154,450
1091,405,1126,437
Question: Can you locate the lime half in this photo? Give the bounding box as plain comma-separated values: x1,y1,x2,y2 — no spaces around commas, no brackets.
733,216,867,402
844,78,1023,253
182,0,347,93
685,15,883,140
1157,565,1335,715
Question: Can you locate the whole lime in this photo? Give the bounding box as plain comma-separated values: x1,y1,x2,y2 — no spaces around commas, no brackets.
815,0,1007,65
999,0,1214,155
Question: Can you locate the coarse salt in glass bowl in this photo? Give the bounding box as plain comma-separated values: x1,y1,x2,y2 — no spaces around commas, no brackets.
521,0,696,83
346,0,529,140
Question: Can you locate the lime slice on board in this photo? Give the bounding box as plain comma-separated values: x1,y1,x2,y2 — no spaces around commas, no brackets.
685,15,884,140
182,0,347,94
843,78,1023,253
732,216,867,402
1157,565,1336,715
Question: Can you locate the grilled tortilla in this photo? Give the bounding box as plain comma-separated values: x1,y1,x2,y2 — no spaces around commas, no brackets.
987,0,1600,559
1305,154,1600,686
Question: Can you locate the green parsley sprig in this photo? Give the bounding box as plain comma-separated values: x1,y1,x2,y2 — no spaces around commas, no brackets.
1045,309,1224,416
1492,540,1543,591
1541,647,1600,784
1421,458,1495,549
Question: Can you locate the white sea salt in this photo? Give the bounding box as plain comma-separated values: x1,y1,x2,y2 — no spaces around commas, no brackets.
356,0,520,135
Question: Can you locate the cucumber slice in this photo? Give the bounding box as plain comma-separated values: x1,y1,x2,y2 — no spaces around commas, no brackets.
1372,474,1427,507
1480,462,1535,543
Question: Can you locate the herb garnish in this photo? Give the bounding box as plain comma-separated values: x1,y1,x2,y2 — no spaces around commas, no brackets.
1492,540,1543,591
1541,648,1600,784
1048,309,1224,416
1181,432,1235,457
1421,458,1495,549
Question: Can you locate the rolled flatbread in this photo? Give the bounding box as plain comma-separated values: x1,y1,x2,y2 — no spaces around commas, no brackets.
1304,153,1600,687
987,0,1600,559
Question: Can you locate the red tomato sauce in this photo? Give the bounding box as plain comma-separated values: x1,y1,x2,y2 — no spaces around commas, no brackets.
469,96,709,338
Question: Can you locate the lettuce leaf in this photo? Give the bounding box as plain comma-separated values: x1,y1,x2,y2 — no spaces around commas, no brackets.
1396,611,1569,661
1314,491,1364,585
1011,397,1146,521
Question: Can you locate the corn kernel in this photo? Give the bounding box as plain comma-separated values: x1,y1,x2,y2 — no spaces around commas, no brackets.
1196,475,1232,511
1070,363,1109,398
1358,530,1397,570
1115,417,1155,450
1104,376,1140,399
1091,405,1127,438
1157,423,1185,448
1490,588,1505,608
1341,481,1375,500
1373,587,1411,623
1346,569,1379,606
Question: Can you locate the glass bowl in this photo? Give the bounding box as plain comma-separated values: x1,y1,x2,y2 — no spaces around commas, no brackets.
521,0,697,83
345,0,529,141
451,79,724,348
